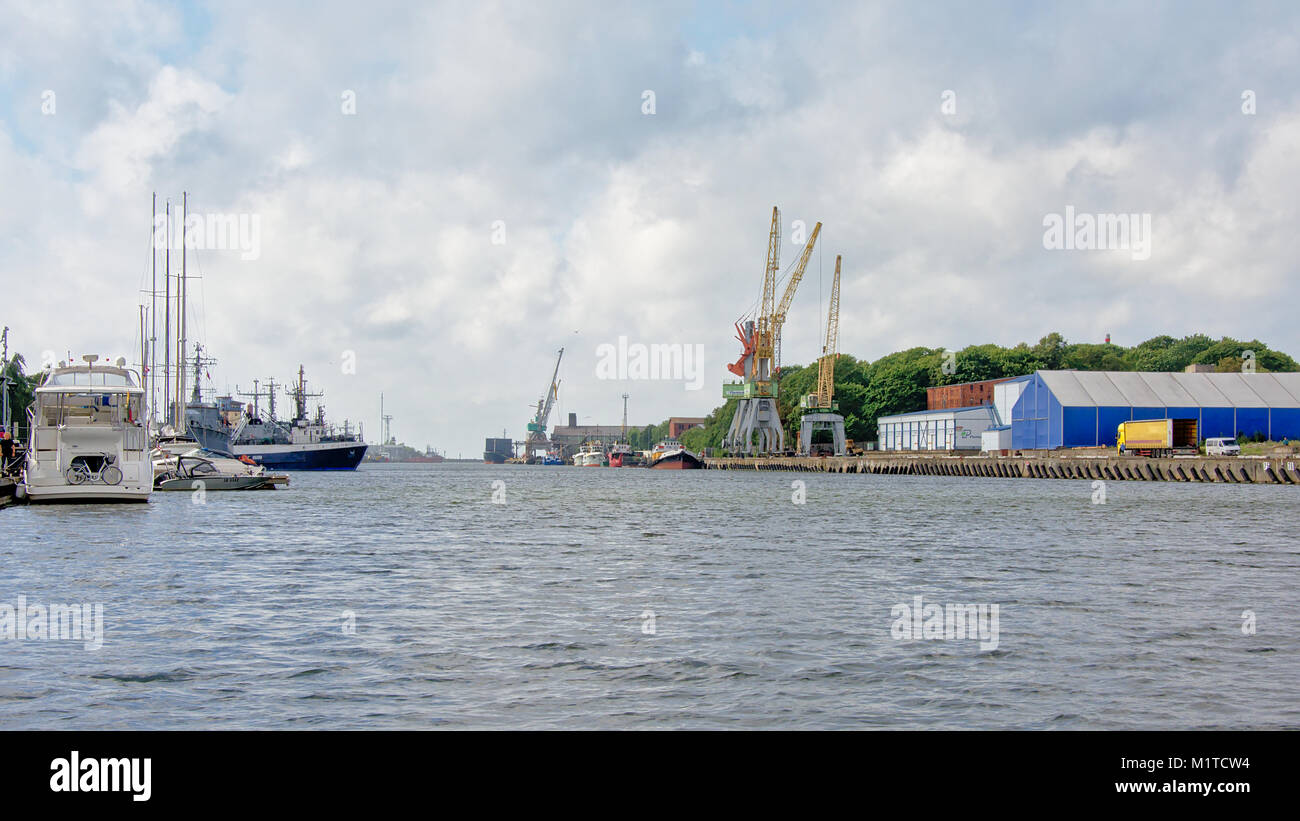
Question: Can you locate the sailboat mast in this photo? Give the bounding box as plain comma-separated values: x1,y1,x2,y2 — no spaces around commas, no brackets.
179,191,188,432
163,199,171,429
139,307,146,395
150,192,157,425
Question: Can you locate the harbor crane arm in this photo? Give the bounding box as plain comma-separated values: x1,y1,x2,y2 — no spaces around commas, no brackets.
540,347,563,425
758,206,781,350
729,207,781,383
770,221,821,374
530,348,564,432
815,255,841,408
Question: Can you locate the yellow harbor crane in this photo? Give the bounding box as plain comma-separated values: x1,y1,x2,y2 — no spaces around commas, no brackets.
799,254,847,456
803,254,841,412
723,206,821,455
771,222,822,383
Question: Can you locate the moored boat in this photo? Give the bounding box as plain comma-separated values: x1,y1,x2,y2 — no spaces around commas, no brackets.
573,440,605,467
152,446,285,490
22,356,153,502
647,439,703,470
483,436,513,464
188,364,367,470
154,452,272,491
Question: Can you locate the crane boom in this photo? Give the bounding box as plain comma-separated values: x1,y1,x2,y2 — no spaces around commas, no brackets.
815,255,841,408
523,347,564,461
770,221,821,375
538,347,563,427
528,348,564,433
758,206,781,363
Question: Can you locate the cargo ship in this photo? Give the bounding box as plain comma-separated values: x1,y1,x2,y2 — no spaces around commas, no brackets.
483,436,513,464
188,365,367,470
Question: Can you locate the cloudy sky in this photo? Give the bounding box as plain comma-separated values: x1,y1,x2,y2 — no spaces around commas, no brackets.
2,1,1297,455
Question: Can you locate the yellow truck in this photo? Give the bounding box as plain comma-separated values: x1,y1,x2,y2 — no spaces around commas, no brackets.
1117,418,1198,457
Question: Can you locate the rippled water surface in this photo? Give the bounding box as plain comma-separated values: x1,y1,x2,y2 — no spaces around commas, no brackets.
2,463,1297,729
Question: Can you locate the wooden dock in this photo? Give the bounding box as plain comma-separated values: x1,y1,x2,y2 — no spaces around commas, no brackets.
704,453,1300,484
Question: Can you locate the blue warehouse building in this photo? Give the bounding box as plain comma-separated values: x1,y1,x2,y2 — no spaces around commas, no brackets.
993,370,1300,450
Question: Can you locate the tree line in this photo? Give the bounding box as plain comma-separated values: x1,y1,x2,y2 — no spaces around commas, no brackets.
674,333,1300,452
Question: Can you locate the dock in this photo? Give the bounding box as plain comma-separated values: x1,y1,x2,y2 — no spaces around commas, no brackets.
704,453,1300,484
0,477,17,508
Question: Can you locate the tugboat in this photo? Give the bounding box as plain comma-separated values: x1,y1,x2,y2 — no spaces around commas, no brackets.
188,364,366,470
22,355,153,502
647,439,703,470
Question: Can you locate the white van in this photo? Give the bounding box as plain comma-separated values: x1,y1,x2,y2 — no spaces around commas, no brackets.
1205,437,1241,456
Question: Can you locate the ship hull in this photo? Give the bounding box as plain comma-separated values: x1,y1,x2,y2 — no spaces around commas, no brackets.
483,437,513,464
649,451,703,469
189,423,365,470
238,442,367,470
25,484,152,503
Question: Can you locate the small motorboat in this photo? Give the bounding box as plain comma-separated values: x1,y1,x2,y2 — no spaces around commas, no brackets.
154,453,274,491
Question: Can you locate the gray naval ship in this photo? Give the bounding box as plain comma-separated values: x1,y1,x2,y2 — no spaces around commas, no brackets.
187,362,367,470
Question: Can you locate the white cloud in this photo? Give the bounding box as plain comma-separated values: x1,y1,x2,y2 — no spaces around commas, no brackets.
2,1,1299,455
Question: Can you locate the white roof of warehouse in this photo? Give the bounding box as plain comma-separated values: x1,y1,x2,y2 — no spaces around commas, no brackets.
1038,370,1300,408
877,404,1001,422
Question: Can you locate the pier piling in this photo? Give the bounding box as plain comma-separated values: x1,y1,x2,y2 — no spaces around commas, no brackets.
703,453,1300,485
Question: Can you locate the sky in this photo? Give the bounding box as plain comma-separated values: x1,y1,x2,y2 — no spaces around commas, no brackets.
1,0,1297,456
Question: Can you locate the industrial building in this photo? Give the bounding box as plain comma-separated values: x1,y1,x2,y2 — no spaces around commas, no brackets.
995,370,1300,449
927,378,1012,410
549,414,634,460
878,369,1300,452
667,417,708,438
877,405,1001,451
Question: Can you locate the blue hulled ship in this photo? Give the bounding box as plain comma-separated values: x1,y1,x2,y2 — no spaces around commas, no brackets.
187,365,367,470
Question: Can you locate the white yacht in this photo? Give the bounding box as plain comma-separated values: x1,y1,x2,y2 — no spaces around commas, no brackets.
23,356,152,502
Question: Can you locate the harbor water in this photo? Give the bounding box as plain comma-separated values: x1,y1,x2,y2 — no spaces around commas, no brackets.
2,463,1297,729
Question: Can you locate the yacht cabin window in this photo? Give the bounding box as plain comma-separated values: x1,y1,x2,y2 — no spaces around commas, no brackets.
37,393,143,426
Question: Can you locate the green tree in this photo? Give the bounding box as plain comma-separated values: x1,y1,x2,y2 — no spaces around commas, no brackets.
638,332,1300,454
2,352,38,439
1031,333,1067,370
